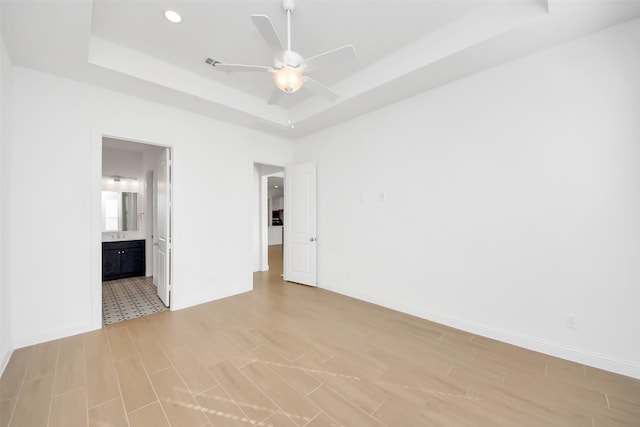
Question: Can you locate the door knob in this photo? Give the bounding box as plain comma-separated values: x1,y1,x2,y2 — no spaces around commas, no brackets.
309,237,316,242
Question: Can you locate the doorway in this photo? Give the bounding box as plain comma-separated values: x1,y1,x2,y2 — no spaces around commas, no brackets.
252,161,318,287
253,163,285,276
100,137,171,324
267,174,285,272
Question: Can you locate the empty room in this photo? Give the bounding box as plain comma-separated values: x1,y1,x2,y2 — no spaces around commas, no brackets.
1,1,639,426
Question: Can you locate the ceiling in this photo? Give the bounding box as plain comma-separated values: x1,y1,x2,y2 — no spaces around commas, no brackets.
268,176,285,199
2,1,640,139
103,137,153,153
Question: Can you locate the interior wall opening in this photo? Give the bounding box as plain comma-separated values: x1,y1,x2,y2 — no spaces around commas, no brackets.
101,137,171,325
252,163,285,281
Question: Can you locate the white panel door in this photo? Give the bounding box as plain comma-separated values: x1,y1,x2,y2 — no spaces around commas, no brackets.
155,149,171,306
284,162,317,286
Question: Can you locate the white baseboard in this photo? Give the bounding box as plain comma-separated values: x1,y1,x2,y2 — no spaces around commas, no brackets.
12,323,98,350
9,286,251,353
318,283,640,380
171,285,251,311
0,345,13,377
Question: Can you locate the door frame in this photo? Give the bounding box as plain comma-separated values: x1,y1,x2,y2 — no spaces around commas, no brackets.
154,148,171,306
91,126,174,329
146,169,155,277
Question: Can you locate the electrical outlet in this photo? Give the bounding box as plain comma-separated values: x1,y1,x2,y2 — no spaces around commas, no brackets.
566,314,578,329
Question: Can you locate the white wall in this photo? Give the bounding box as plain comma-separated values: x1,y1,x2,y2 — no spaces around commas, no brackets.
294,20,640,378
9,66,292,347
0,16,14,374
271,196,284,211
268,226,283,246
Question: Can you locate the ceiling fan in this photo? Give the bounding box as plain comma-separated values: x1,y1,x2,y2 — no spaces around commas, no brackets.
205,0,356,105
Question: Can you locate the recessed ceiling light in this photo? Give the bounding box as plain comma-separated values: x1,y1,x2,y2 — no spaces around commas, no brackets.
164,10,182,23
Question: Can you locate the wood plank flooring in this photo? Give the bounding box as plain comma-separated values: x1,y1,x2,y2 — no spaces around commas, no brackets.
1,245,639,426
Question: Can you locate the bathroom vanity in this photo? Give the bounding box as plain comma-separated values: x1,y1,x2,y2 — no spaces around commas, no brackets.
102,239,145,281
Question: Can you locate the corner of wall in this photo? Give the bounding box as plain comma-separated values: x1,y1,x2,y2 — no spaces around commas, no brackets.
0,15,15,376
0,346,12,377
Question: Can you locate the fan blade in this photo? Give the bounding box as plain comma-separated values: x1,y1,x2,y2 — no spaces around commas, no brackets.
304,76,339,102
213,63,273,73
267,87,284,105
304,45,356,72
251,14,284,58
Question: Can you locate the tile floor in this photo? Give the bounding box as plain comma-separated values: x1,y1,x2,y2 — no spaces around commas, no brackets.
1,245,639,426
102,276,168,325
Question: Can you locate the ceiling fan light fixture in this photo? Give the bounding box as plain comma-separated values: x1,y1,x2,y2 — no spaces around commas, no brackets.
273,66,303,93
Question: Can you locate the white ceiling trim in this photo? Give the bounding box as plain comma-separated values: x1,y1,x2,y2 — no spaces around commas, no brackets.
88,35,289,127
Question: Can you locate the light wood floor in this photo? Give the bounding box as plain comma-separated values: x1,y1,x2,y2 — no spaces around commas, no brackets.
1,245,639,426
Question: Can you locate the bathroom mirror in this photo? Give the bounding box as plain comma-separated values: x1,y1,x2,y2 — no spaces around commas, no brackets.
101,191,138,231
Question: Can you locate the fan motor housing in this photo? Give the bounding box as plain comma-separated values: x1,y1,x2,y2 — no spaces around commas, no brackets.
275,50,304,70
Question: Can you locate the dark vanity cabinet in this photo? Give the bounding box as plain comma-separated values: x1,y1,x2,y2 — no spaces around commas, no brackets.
102,240,145,281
